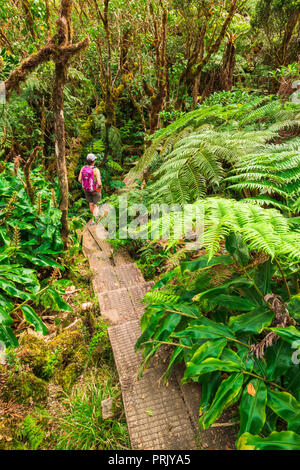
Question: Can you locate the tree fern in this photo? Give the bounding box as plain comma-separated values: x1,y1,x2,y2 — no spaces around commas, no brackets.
141,197,299,263
127,96,299,206
226,141,300,212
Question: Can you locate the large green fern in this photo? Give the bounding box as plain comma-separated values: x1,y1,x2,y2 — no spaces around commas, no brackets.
126,96,300,206
137,197,300,263
226,141,300,212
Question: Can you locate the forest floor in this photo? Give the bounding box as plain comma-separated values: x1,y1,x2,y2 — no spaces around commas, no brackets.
0,251,130,450
0,223,239,451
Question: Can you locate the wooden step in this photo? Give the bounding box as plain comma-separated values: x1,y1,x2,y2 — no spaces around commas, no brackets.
108,321,199,450
83,222,200,450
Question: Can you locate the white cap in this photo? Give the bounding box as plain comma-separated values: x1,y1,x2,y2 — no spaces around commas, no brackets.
87,153,97,162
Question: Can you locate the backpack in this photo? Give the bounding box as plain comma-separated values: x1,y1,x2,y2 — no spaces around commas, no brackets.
81,166,98,192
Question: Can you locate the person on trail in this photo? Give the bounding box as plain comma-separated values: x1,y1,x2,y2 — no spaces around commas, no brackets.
79,154,102,224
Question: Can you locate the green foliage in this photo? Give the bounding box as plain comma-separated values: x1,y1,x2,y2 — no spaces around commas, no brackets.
135,201,300,448
202,90,254,107
128,96,300,205
237,431,300,450
19,414,45,450
56,380,129,450
270,62,300,82
226,141,300,212
251,0,300,66
0,164,75,348
88,326,107,361
92,112,122,161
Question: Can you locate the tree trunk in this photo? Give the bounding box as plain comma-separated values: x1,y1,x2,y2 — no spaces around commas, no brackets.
192,72,201,107
143,4,168,134
4,0,89,249
21,0,36,42
177,0,238,108
53,61,69,246
278,11,299,65
220,38,236,91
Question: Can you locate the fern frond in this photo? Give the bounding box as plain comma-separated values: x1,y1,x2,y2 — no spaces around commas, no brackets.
127,96,299,206
144,289,180,305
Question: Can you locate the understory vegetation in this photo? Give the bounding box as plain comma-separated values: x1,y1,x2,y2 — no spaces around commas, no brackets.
0,0,299,452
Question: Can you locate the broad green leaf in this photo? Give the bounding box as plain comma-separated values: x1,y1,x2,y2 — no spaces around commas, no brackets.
153,268,179,289
221,347,246,367
0,277,32,301
0,308,13,326
0,271,39,292
183,339,227,381
236,344,254,372
193,277,253,301
46,288,72,312
189,338,227,365
162,346,184,383
185,347,244,377
199,371,221,415
0,293,14,312
7,220,34,230
0,227,10,246
284,366,300,401
175,317,236,341
228,307,274,334
165,303,199,318
138,343,160,377
208,294,256,312
20,253,62,268
136,310,166,350
287,297,300,322
20,305,48,336
237,431,300,450
267,389,300,433
265,340,293,380
254,260,273,296
239,379,267,436
155,313,182,341
261,408,278,436
181,254,234,273
199,373,244,430
0,324,19,348
269,326,300,345
225,232,250,267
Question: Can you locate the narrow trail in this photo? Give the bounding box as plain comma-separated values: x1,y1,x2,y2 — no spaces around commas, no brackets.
82,223,201,450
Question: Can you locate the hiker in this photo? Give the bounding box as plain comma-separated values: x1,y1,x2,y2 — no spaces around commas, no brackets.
79,154,102,224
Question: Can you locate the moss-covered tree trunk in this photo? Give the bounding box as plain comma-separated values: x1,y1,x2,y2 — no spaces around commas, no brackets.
177,0,238,109
53,61,69,246
220,37,236,91
143,3,168,134
51,0,89,246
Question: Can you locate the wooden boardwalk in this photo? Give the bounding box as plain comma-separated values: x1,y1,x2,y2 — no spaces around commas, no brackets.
82,224,200,450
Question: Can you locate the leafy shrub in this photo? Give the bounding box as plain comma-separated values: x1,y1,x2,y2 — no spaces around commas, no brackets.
56,380,129,450
0,164,74,347
136,198,300,450
127,96,300,205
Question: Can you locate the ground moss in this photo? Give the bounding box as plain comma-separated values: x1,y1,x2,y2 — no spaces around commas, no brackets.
49,329,88,393
55,363,82,393
18,333,48,378
49,329,86,364
2,370,49,405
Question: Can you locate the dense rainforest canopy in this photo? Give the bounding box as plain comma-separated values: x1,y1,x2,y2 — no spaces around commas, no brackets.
0,0,299,452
